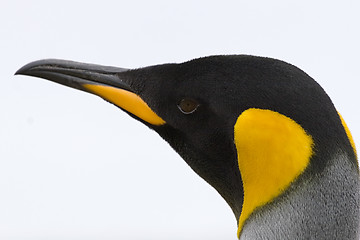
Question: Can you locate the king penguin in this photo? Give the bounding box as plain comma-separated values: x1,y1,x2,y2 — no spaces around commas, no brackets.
16,55,359,239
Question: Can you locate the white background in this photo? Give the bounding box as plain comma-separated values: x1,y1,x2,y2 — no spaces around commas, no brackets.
1,1,359,239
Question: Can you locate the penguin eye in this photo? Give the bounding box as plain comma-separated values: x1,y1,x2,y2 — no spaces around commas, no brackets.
178,98,199,114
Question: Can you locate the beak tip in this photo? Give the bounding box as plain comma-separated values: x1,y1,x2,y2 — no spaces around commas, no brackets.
15,66,27,76
15,59,60,76
15,60,43,76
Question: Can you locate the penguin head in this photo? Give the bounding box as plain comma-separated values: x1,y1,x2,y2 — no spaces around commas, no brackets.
119,55,355,178
15,55,357,223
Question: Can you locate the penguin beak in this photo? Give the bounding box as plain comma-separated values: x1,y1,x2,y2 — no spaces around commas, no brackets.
15,59,166,126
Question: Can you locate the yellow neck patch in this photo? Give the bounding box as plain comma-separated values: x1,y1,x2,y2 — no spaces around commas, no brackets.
234,109,313,237
83,84,165,126
338,113,357,159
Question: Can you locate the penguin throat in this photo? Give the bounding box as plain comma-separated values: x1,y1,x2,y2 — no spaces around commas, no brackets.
234,108,313,237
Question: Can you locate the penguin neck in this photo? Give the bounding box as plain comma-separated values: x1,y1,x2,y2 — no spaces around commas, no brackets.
156,125,245,220
234,108,314,237
239,151,360,239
